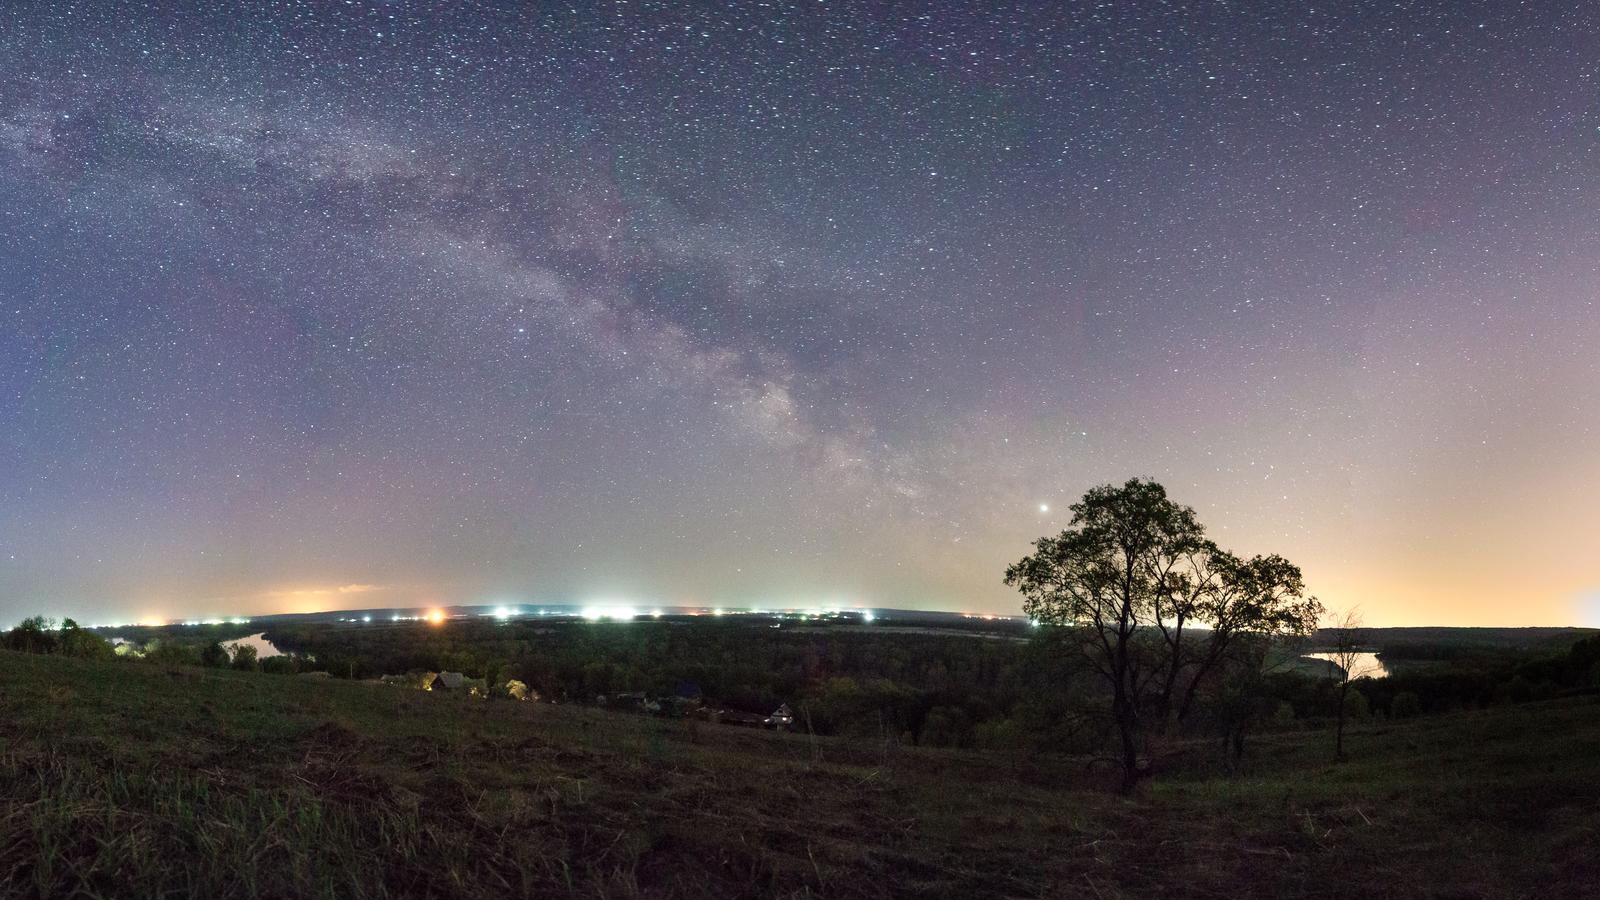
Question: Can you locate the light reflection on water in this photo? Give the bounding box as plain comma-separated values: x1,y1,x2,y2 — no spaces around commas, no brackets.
224,632,284,659
1305,651,1389,679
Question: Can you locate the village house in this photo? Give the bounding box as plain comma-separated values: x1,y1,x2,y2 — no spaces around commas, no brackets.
428,672,467,691
768,703,794,730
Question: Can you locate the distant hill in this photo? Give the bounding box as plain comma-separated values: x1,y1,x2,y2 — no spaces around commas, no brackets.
1308,626,1597,652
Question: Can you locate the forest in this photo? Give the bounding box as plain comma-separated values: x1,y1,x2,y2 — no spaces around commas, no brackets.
11,611,1599,763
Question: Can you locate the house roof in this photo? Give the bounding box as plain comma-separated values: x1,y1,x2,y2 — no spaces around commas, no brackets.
432,672,467,689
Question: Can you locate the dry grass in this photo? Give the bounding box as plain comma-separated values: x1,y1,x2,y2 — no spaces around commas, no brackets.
1,650,1596,898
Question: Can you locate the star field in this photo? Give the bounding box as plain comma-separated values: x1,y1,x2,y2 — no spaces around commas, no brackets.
2,1,1599,626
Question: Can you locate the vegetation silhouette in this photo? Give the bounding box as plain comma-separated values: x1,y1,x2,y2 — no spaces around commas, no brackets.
1325,608,1369,759
3,632,1599,897
1005,478,1322,792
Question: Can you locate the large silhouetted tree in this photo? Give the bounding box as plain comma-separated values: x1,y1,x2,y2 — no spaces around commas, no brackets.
1159,549,1323,727
1005,478,1321,792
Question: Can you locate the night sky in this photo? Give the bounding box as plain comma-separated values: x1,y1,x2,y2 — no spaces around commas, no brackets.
3,1,1598,628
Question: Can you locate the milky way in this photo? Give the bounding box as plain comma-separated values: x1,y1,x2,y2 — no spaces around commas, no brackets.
3,1,1599,626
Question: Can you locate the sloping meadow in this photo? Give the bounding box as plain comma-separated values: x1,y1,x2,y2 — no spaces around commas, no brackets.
1,650,1596,898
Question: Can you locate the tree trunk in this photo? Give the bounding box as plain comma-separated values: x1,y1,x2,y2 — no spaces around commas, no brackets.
1117,697,1141,794
1335,680,1348,759
1112,673,1143,793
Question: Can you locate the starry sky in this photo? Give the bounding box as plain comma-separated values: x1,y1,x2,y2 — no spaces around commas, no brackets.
2,0,1598,628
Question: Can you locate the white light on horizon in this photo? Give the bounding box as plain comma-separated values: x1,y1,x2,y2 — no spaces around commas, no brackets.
581,606,638,621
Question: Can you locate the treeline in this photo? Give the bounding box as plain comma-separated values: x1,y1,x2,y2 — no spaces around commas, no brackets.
1360,634,1600,716
260,617,1094,748
1262,636,1600,726
6,619,288,674
1,617,115,659
256,619,1600,746
8,614,1599,756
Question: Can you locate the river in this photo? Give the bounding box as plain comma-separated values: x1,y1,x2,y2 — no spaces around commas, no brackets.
1304,651,1389,679
224,632,284,659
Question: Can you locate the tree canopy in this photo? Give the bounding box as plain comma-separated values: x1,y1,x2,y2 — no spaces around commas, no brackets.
3,617,115,659
1005,478,1321,791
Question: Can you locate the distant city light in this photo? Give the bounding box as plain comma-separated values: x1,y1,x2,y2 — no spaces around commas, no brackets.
581,606,638,621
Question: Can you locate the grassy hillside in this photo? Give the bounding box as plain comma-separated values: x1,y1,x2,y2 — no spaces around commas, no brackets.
2,649,1596,898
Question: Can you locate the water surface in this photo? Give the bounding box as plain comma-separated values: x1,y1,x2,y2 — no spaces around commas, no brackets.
1304,651,1389,679
224,632,284,659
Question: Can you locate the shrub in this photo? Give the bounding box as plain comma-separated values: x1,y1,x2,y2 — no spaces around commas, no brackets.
260,654,301,676
57,620,116,660
4,617,58,654
148,641,201,667
1568,634,1600,681
230,643,259,672
1506,675,1533,704
972,717,1027,751
919,706,971,748
490,679,533,701
1344,688,1371,722
200,641,230,669
1391,692,1422,718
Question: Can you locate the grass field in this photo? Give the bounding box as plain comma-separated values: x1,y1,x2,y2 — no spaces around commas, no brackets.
2,650,1596,898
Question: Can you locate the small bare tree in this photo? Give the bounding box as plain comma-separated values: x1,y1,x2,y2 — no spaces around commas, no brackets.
1326,608,1368,760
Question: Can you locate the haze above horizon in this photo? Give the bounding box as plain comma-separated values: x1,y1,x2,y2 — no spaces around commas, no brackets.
3,1,1598,629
